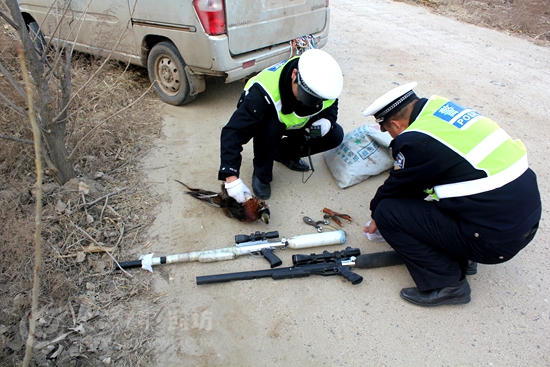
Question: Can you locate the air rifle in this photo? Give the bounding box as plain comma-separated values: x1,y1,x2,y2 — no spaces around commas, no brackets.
195,249,405,286
116,230,346,272
196,247,363,285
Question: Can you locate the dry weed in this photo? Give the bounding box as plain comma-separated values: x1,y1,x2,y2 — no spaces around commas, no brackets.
399,0,550,45
1,23,163,366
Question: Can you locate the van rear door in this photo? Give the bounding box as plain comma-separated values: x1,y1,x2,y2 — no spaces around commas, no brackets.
225,0,329,55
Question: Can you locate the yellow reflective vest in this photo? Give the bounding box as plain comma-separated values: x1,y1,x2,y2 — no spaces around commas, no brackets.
244,58,335,130
404,96,529,199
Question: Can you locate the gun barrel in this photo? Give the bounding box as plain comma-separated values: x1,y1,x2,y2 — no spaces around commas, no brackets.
117,260,143,269
196,268,276,285
196,267,314,285
196,260,361,286
354,251,404,269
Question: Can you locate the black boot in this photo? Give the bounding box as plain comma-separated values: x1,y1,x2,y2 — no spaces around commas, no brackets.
464,260,478,275
400,277,471,307
252,175,271,200
274,153,309,172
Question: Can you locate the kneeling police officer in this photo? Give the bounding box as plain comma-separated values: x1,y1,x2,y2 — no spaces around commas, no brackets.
363,82,541,307
218,49,344,201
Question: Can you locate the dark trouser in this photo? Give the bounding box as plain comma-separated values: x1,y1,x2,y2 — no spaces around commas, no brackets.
373,198,538,292
252,116,344,183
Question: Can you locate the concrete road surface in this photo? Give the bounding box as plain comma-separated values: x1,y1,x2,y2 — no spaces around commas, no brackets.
141,0,549,365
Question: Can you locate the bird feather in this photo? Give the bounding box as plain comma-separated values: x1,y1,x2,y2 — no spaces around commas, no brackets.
175,180,270,224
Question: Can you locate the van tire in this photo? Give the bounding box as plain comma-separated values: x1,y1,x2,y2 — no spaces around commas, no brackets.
27,21,47,57
147,42,197,106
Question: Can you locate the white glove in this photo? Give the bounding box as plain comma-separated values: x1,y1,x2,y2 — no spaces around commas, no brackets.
224,178,252,203
311,118,332,137
363,220,386,242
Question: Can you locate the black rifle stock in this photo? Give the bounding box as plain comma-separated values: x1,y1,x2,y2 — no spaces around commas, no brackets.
196,247,363,285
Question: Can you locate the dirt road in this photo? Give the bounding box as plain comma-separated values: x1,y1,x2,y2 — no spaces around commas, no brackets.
140,0,550,365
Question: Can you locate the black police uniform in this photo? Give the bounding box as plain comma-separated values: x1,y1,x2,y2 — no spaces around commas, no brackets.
218,58,344,184
371,98,541,292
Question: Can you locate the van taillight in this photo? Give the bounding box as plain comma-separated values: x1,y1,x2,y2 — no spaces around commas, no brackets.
193,0,226,36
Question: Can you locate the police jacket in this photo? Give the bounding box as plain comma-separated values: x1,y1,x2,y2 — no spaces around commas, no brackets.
370,97,541,242
218,58,339,180
244,57,337,129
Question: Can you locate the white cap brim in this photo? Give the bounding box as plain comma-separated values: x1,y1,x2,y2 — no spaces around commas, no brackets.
363,82,418,117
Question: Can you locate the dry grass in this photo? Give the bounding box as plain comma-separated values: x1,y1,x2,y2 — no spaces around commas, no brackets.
399,0,550,45
0,25,164,366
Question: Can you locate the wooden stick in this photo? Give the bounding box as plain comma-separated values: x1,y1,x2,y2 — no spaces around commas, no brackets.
75,187,127,208
74,225,133,278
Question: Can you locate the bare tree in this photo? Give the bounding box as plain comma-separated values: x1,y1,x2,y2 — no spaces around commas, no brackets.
2,0,76,184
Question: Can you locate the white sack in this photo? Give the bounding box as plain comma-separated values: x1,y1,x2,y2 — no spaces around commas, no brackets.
324,124,393,189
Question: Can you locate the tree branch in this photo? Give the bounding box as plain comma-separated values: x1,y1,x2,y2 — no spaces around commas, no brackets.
75,188,127,209
16,40,43,367
0,61,34,103
65,60,131,122
73,225,133,278
0,6,19,30
0,133,33,144
54,21,132,123
68,82,155,158
534,31,549,40
0,90,28,117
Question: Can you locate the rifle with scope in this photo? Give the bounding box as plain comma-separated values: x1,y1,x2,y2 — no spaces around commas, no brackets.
196,247,364,285
116,230,346,271
196,247,405,286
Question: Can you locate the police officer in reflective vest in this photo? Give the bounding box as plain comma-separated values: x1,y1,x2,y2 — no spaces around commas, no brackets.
219,49,344,201
363,82,541,307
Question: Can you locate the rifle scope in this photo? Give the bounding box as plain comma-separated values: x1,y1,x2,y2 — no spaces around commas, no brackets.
292,247,360,265
235,230,279,244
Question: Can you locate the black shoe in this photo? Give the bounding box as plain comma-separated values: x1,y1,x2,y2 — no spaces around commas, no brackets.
252,175,271,200
274,154,310,172
400,278,471,307
464,260,478,275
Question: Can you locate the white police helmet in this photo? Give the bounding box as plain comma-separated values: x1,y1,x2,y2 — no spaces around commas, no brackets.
363,82,418,123
297,49,343,107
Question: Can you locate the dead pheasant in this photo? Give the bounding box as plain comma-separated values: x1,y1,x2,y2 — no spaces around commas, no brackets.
175,180,270,224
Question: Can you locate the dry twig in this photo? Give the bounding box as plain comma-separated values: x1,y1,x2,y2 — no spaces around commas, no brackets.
74,224,133,278
78,187,127,208
68,83,155,158
17,41,43,367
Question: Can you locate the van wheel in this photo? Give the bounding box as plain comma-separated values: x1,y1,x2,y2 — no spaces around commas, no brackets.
147,42,197,106
27,21,47,57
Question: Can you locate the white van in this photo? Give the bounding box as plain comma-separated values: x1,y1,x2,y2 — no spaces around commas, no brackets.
17,0,330,105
